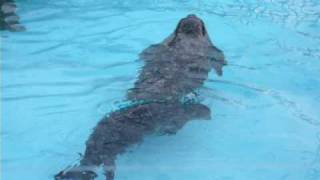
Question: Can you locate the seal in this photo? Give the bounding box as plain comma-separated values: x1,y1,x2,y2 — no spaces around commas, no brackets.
0,0,25,31
54,14,226,180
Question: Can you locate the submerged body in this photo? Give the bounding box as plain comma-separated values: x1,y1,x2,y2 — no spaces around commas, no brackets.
55,14,226,180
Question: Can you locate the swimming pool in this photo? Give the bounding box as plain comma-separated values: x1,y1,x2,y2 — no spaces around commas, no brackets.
1,0,320,179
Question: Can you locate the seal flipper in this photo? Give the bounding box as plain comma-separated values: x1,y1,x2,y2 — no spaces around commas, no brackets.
208,46,227,76
159,103,211,135
54,167,97,180
184,103,211,120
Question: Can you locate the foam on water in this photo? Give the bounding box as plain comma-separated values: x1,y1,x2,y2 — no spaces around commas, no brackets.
1,0,320,179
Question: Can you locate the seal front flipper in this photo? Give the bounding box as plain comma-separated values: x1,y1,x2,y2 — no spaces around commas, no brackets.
208,46,227,76
184,103,211,120
159,103,211,135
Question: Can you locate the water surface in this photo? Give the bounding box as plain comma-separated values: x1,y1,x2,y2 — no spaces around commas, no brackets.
1,0,320,179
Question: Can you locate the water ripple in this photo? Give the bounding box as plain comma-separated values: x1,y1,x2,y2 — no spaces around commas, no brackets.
2,60,138,72
207,79,320,126
2,76,134,102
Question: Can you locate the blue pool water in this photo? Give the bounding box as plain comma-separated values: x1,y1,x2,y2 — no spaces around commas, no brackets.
1,0,320,179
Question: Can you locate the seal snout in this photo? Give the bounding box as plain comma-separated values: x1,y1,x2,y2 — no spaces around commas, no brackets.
177,14,205,36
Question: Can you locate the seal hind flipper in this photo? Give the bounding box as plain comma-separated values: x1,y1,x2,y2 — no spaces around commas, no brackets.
54,169,97,180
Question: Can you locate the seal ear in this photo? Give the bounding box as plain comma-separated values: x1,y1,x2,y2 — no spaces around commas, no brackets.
201,20,207,36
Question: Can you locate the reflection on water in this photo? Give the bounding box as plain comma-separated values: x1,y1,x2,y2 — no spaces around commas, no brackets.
1,0,320,180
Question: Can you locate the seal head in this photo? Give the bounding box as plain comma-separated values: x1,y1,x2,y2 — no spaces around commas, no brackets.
175,14,206,37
